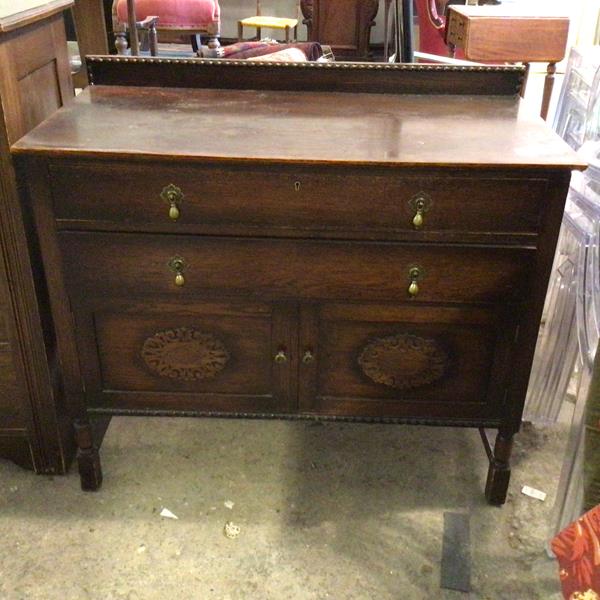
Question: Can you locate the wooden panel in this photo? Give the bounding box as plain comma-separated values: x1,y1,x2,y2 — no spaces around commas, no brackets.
318,2,358,47
71,0,108,58
446,8,569,62
0,349,24,420
18,61,62,134
0,249,9,300
302,0,379,60
58,232,535,304
298,302,514,420
0,14,73,145
73,298,297,413
85,56,526,96
49,161,547,238
0,307,10,341
9,17,63,78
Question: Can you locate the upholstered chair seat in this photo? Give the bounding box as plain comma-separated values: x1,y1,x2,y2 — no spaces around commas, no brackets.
115,0,220,32
113,0,220,56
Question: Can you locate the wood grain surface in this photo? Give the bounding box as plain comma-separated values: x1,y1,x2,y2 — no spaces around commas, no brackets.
0,0,73,32
13,85,585,169
49,160,548,240
446,6,569,62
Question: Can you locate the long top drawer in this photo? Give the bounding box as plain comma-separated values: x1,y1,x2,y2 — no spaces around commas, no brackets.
49,161,548,242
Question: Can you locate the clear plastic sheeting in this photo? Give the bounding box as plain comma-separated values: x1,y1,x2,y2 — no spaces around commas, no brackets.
548,187,598,536
553,46,600,151
523,203,589,424
534,47,600,539
546,156,600,541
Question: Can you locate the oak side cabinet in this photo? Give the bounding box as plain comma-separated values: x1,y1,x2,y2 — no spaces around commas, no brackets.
0,0,75,473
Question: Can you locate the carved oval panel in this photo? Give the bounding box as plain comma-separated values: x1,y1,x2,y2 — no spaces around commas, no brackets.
358,333,448,390
141,327,229,381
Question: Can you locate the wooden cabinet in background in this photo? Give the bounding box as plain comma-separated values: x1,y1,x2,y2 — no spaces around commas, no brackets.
0,1,75,473
301,0,379,60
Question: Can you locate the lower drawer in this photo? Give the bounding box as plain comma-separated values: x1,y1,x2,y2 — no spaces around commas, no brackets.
59,232,534,304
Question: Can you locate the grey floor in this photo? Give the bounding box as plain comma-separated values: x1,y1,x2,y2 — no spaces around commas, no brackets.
0,417,568,599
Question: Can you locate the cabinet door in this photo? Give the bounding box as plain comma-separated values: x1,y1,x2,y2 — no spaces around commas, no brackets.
298,302,516,423
73,297,298,415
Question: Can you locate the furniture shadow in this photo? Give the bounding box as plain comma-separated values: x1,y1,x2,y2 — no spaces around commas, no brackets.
279,421,486,524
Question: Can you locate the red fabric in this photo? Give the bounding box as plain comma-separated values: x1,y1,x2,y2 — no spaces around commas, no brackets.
552,505,600,599
221,42,323,61
414,0,464,60
116,0,220,28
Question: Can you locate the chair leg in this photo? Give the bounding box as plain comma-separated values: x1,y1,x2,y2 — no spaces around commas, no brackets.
541,62,556,120
285,25,290,43
148,22,158,56
237,21,243,42
202,34,221,58
191,34,202,54
293,25,298,42
256,26,262,40
114,29,128,55
126,0,140,55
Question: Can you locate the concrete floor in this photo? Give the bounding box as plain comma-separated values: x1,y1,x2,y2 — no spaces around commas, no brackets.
0,417,569,599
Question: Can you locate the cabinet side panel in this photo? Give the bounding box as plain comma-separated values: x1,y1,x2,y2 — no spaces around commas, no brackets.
0,13,75,472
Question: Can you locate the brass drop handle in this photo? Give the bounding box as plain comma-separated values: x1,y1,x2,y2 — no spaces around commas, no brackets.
274,349,288,364
161,184,184,222
169,203,180,222
412,199,425,229
408,193,431,230
302,350,315,364
168,256,185,287
408,266,422,297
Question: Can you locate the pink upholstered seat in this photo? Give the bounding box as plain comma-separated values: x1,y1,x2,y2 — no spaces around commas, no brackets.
116,0,220,31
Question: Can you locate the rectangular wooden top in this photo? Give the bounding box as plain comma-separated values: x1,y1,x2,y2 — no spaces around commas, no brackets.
12,84,585,170
447,6,569,63
0,0,73,32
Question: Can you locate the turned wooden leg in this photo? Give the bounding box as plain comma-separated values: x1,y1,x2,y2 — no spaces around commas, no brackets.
541,62,557,121
191,34,202,54
114,30,128,55
207,34,221,51
148,21,158,56
74,420,102,492
484,429,514,505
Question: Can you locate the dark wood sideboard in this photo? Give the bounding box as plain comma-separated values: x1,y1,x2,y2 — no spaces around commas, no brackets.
0,1,76,473
12,58,584,504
